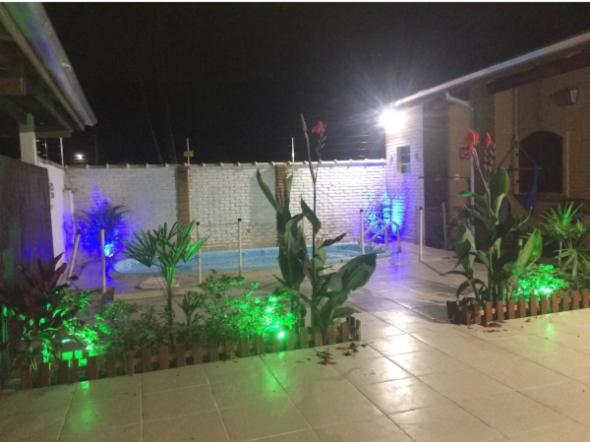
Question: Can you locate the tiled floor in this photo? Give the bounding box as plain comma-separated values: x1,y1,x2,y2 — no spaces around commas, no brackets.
5,246,590,441
5,310,590,441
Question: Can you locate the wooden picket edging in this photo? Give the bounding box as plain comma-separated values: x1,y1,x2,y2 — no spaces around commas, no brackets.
447,289,590,325
17,318,361,390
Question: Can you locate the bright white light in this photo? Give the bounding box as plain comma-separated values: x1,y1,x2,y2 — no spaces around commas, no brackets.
74,152,85,161
378,108,406,132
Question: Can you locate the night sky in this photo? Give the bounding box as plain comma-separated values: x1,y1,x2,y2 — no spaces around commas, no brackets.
44,3,590,164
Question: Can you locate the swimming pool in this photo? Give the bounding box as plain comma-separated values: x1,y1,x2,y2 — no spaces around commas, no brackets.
114,242,386,275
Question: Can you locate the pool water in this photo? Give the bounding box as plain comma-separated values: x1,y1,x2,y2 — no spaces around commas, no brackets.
114,242,385,275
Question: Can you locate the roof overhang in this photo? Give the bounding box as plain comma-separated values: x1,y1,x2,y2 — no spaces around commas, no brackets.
394,30,590,109
0,3,96,136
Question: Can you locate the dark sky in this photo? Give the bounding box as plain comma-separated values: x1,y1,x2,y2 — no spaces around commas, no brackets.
45,3,590,164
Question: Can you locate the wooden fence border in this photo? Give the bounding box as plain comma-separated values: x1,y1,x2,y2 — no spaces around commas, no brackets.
447,290,589,325
18,320,361,390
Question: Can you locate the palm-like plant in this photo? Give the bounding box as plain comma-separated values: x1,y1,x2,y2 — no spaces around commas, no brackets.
541,202,590,287
125,221,206,341
78,202,128,262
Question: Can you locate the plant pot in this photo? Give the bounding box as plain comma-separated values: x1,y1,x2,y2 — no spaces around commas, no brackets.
446,301,459,322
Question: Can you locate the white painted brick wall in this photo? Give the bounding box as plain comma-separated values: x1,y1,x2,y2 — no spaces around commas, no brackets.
66,165,178,235
188,164,277,248
385,105,425,241
290,161,387,244
65,161,388,250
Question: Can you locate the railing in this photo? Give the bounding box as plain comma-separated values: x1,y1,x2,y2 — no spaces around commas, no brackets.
359,209,402,255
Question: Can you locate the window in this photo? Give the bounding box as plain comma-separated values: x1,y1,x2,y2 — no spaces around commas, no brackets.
397,145,411,173
519,131,563,193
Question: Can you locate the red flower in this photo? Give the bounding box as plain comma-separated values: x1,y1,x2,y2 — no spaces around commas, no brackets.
484,132,493,147
311,121,327,137
465,129,480,147
459,130,480,160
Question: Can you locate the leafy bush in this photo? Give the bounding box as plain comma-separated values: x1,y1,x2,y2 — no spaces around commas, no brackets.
540,202,590,288
202,286,297,342
0,254,92,372
511,264,568,302
451,143,542,306
78,201,128,262
125,221,206,341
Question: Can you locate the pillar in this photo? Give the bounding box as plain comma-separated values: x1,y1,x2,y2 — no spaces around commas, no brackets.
19,113,37,165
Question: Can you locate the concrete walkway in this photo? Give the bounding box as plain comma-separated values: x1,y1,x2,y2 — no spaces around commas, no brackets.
4,308,590,441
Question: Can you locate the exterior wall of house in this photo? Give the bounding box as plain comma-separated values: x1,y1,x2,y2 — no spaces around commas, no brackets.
491,65,590,213
65,161,387,251
38,162,69,257
384,105,425,241
446,104,471,219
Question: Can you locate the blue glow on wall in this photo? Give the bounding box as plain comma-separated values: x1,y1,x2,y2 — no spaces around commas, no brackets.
76,192,128,274
364,188,406,243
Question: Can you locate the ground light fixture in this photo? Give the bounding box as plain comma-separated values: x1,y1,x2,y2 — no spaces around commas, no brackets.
378,108,406,132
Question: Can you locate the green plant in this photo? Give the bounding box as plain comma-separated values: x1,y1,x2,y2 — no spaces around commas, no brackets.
296,209,376,334
511,264,568,302
77,201,128,263
541,202,590,287
257,118,377,335
257,170,306,293
175,291,205,343
256,169,293,238
0,255,92,371
451,163,542,306
125,221,206,342
202,286,297,342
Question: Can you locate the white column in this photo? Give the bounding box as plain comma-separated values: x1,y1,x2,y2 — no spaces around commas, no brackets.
19,113,37,165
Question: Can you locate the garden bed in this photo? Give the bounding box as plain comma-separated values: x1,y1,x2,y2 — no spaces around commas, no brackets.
17,318,361,390
446,289,590,325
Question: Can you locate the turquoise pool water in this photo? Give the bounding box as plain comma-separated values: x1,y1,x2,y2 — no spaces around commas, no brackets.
114,242,384,275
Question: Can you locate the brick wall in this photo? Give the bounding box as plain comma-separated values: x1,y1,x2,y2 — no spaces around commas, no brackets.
188,164,277,249
384,105,425,241
66,165,179,236
289,161,387,243
66,161,387,250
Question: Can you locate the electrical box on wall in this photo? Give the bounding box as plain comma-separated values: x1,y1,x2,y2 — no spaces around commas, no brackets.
397,145,411,173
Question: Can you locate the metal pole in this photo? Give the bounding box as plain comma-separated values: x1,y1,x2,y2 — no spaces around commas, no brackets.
359,209,365,254
67,230,81,280
59,137,64,167
291,137,295,163
196,221,202,283
419,207,424,262
100,228,106,294
237,218,243,276
442,201,448,249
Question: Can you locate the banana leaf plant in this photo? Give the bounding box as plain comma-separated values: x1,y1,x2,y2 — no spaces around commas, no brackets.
290,199,376,336
256,169,306,291
451,167,542,306
125,221,206,342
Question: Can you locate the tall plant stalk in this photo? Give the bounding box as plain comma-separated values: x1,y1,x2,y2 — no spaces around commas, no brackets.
300,114,326,259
